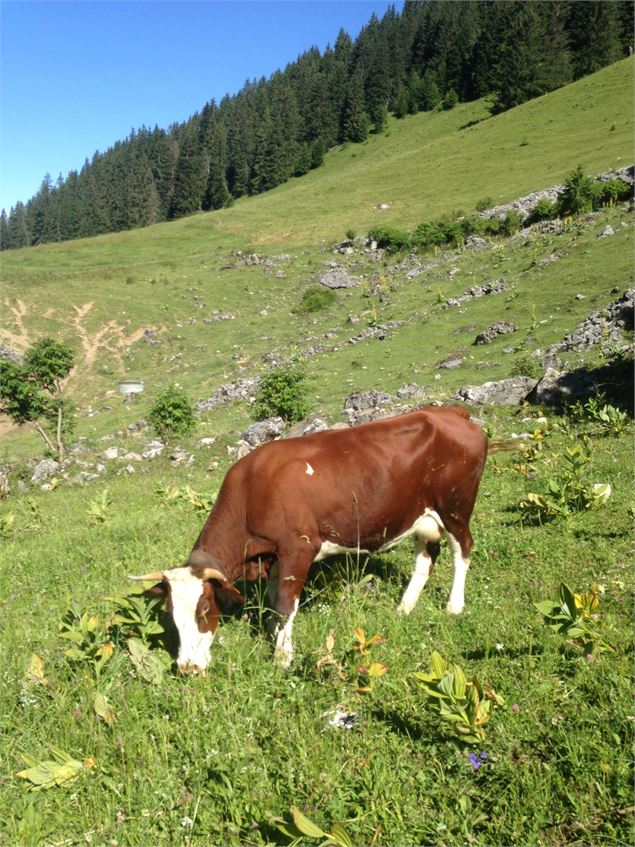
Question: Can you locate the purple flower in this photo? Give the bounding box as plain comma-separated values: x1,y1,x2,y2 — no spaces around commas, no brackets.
468,752,482,770
479,752,488,761
511,703,520,713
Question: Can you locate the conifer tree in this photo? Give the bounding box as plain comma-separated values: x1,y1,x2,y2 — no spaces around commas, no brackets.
342,70,369,143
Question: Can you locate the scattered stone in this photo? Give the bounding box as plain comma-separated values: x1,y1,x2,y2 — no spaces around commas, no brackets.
348,321,404,344
196,378,259,412
170,447,193,465
343,390,392,420
199,437,217,447
242,417,286,447
259,309,268,317
142,440,165,459
575,294,586,300
465,235,487,250
455,377,539,406
0,469,10,498
438,356,465,370
597,225,615,239
557,289,634,351
31,459,60,484
377,203,391,210
284,413,331,439
474,321,517,345
74,471,100,484
101,447,120,461
123,452,143,462
203,313,235,324
143,329,160,345
446,280,505,307
396,383,424,399
322,707,359,729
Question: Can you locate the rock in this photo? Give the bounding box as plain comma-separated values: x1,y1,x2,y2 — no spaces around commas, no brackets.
465,235,487,250
575,294,586,300
557,289,634,351
196,378,259,412
101,447,120,461
170,447,193,465
455,377,539,406
284,413,331,439
142,440,165,459
439,356,465,370
31,459,60,483
446,279,505,307
474,321,517,345
525,367,596,406
396,382,424,399
348,321,404,344
242,417,286,447
343,390,393,415
0,469,10,499
597,225,615,239
347,315,360,325
319,267,359,289
199,437,217,447
0,345,21,363
259,309,268,317
377,203,391,210
123,452,142,462
74,471,100,484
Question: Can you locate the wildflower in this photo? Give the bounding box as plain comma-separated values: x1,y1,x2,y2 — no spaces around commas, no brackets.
180,817,193,828
495,643,504,652
511,703,520,713
468,752,482,771
73,709,82,718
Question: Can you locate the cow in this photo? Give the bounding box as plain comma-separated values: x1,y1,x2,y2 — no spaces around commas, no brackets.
129,407,488,673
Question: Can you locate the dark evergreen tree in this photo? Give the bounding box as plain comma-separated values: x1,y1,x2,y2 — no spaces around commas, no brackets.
491,3,551,113
0,210,8,250
341,70,369,142
567,1,624,78
168,124,206,218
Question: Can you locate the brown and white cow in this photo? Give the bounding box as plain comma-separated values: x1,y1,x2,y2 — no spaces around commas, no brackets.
129,407,488,672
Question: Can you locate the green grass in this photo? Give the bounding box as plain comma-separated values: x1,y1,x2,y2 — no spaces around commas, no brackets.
0,58,633,846
0,418,633,846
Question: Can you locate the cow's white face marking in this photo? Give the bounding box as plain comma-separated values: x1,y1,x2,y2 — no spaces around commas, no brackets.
305,462,315,476
164,566,214,672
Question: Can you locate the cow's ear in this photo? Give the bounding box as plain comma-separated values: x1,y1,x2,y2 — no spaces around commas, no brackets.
214,582,245,607
142,582,167,600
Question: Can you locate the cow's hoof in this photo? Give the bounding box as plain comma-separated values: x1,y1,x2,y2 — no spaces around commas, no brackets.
446,602,464,615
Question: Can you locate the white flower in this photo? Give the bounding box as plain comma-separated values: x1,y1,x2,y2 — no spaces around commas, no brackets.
180,817,194,828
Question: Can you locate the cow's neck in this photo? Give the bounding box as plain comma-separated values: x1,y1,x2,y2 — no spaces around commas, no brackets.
192,487,253,580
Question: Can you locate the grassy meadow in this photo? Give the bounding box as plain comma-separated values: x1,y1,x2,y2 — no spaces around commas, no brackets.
0,57,633,846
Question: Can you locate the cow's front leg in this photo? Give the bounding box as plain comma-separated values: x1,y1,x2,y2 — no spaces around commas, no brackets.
269,541,316,669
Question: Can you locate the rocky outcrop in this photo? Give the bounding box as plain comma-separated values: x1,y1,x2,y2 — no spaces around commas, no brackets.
348,321,404,344
319,264,359,289
455,377,538,406
525,367,596,405
196,378,259,412
0,345,22,363
556,289,634,352
242,417,286,447
446,280,506,307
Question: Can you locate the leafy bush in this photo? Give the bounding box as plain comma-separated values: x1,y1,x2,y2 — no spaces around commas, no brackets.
509,352,543,379
526,198,558,224
475,197,492,212
557,164,595,216
293,285,336,314
593,178,632,208
148,385,195,441
345,228,356,240
253,364,310,423
570,395,630,437
367,226,411,252
500,209,523,236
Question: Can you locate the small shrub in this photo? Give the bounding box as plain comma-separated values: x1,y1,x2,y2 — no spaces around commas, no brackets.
509,353,543,379
345,228,357,240
558,165,595,217
367,226,411,253
593,178,632,208
570,395,630,437
475,197,492,212
148,386,195,442
253,364,310,423
526,198,558,224
500,209,523,236
442,88,458,110
293,285,336,315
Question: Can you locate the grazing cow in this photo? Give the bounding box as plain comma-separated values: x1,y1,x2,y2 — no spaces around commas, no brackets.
129,407,488,673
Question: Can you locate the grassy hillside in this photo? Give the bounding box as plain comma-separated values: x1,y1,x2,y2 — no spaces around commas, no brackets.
0,59,633,847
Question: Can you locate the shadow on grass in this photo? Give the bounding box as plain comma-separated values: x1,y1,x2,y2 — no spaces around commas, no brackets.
461,643,545,662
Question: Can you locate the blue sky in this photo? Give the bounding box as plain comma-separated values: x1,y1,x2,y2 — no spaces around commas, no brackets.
0,0,395,212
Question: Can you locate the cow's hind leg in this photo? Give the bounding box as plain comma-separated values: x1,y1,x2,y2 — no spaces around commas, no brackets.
445,525,472,615
397,514,442,615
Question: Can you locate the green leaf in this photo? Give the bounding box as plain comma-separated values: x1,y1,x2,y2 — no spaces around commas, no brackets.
330,822,354,847
93,691,116,726
290,807,327,839
127,638,166,684
430,650,447,679
559,583,578,619
16,748,87,791
451,664,467,699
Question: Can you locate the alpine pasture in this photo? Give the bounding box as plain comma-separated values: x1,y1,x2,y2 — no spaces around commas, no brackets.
0,58,633,846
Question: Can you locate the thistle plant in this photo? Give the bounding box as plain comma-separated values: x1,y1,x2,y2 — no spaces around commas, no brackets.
415,652,504,744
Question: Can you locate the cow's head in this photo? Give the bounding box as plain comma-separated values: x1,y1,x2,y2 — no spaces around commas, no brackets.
128,550,244,673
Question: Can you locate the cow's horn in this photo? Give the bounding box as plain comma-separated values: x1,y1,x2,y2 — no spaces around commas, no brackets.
127,571,164,581
199,567,228,582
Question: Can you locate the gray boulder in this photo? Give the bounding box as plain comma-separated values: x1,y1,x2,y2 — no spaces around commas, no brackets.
284,413,331,439
455,377,539,406
343,390,392,415
0,345,21,363
525,367,596,406
319,267,359,289
242,417,286,447
31,459,60,484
